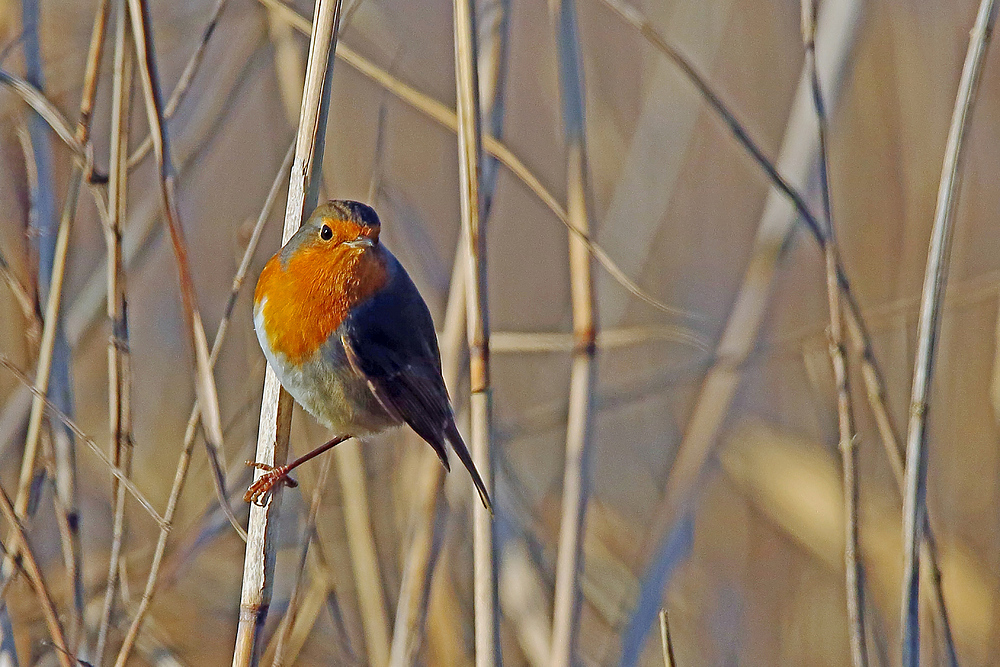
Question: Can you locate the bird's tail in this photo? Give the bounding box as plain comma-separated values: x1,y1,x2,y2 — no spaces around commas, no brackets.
445,421,494,515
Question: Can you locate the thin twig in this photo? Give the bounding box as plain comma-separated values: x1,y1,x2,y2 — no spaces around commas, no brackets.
452,1,500,665
800,2,867,665
126,0,247,541
658,609,675,667
549,0,598,664
233,1,343,664
901,2,996,665
0,70,84,158
113,140,295,667
96,4,135,661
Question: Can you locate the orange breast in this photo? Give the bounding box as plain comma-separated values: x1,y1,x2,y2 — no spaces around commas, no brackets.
255,243,388,364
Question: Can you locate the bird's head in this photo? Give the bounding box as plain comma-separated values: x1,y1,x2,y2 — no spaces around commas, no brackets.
281,199,382,263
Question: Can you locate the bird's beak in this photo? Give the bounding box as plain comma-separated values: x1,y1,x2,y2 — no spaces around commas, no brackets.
345,236,375,249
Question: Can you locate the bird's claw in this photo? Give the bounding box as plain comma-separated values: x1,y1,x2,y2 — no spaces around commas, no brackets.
243,461,298,506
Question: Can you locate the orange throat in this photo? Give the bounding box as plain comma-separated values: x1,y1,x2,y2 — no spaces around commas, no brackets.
255,244,387,364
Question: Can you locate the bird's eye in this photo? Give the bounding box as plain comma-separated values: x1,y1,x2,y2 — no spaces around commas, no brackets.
320,224,333,241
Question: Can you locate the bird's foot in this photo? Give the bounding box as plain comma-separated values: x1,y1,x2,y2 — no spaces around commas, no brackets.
243,461,299,506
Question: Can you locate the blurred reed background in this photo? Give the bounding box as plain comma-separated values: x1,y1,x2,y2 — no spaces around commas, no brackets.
0,0,998,665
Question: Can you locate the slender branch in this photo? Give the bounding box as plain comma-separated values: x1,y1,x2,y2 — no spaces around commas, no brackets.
96,4,135,661
233,0,343,664
549,0,598,664
901,2,996,665
799,2,867,665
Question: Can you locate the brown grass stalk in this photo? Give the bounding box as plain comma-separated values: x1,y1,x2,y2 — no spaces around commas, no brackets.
452,0,500,665
901,1,996,664
114,140,295,667
96,4,135,661
0,482,71,667
800,2,866,664
549,0,598,665
233,0,343,663
126,0,247,542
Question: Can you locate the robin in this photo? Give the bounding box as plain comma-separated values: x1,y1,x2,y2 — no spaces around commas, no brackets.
246,200,492,512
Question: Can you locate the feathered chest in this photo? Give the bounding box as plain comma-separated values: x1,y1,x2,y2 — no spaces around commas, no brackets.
254,245,389,364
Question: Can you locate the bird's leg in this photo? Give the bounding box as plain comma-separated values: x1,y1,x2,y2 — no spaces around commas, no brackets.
243,434,352,505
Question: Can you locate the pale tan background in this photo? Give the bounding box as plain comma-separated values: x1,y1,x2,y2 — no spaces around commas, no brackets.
0,0,998,664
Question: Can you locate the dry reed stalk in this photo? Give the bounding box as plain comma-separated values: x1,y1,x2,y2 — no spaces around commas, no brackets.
96,4,135,661
549,0,598,665
12,120,90,648
126,0,247,541
10,0,93,528
2,0,109,642
257,0,692,323
491,327,703,353
0,249,35,327
113,141,295,666
0,72,84,158
233,0,343,663
901,2,996,664
270,454,333,666
389,1,511,654
336,439,391,666
0,25,263,463
0,481,71,667
453,0,500,665
499,537,552,667
800,2,866,664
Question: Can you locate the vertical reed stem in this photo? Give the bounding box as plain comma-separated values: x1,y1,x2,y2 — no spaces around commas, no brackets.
452,0,500,664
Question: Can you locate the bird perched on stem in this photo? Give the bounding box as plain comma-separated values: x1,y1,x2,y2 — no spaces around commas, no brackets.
247,200,493,513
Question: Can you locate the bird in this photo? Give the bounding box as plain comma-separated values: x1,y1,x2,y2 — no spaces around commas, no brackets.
246,199,493,513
